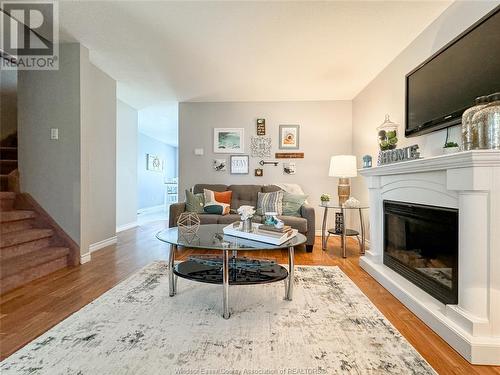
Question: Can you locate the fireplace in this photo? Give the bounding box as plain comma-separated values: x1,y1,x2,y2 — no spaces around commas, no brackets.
383,200,458,305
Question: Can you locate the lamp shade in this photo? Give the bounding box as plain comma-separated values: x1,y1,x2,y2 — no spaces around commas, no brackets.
329,155,357,177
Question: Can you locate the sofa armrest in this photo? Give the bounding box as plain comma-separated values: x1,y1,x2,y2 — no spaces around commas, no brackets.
300,203,315,246
169,203,186,228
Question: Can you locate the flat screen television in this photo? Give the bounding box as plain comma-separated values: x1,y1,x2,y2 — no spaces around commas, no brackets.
405,7,500,137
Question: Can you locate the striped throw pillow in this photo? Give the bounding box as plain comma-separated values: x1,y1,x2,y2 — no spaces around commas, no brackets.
257,191,283,216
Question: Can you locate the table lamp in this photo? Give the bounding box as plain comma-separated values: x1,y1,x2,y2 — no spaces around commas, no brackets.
329,155,357,205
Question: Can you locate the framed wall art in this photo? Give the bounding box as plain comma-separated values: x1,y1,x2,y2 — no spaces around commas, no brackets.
147,154,163,172
213,159,226,171
214,128,244,153
230,155,249,174
283,162,296,175
256,119,266,136
279,125,300,149
255,168,263,177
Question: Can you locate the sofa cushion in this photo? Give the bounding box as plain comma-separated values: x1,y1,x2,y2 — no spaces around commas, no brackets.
262,185,281,193
257,191,283,215
197,214,220,225
185,190,205,213
214,190,232,205
227,185,262,210
282,192,308,217
278,215,308,233
217,214,241,225
193,184,228,194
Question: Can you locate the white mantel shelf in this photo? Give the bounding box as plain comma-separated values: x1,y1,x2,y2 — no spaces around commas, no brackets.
360,149,500,176
359,149,500,365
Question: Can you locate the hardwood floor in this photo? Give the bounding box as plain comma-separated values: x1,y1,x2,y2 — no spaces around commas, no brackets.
1,220,499,374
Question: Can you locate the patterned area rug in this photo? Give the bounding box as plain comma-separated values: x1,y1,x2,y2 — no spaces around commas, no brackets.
1,262,435,374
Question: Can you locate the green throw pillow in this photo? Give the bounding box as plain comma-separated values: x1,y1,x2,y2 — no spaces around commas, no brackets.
185,190,205,213
282,192,308,217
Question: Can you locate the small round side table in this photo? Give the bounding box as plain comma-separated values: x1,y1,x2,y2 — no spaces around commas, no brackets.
318,204,369,258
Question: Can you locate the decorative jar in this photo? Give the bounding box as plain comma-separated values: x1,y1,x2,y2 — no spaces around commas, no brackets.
473,92,500,150
462,96,489,150
377,115,399,151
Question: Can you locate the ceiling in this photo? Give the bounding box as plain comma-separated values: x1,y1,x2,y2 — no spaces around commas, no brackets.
59,1,451,110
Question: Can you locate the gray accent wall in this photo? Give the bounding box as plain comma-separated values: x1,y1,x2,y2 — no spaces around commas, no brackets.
18,43,82,243
179,101,352,229
117,100,138,228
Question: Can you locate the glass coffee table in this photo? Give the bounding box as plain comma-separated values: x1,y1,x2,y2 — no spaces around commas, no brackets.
156,224,307,319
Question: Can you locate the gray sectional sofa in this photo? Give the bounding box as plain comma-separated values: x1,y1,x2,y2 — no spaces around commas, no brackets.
169,184,315,252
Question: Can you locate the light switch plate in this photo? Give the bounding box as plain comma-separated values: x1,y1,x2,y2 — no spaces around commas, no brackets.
194,148,204,156
50,128,59,140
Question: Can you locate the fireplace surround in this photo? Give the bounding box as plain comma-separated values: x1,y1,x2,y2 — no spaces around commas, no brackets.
359,150,500,365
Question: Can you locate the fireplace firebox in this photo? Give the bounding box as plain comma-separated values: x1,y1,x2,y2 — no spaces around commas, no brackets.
383,200,458,305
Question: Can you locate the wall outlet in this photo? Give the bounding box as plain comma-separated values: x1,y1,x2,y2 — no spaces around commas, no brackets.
50,128,59,140
194,148,204,156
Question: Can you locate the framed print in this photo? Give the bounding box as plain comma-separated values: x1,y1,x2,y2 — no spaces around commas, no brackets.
283,162,296,175
214,128,244,153
213,159,226,171
250,136,272,158
255,168,263,177
256,119,266,135
147,154,163,172
230,155,249,174
279,125,300,150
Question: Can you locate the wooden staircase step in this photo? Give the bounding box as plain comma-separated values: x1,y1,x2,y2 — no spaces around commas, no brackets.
0,146,18,160
0,175,8,192
0,191,16,210
0,247,69,294
1,219,33,235
0,210,35,223
0,228,53,248
0,236,50,260
0,160,18,174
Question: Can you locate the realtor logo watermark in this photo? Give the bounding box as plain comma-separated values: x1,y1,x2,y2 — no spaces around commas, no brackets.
1,0,59,70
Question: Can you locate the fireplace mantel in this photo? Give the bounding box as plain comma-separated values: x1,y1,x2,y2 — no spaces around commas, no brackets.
359,150,500,365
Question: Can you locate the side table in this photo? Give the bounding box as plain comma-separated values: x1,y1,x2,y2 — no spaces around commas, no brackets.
319,204,369,258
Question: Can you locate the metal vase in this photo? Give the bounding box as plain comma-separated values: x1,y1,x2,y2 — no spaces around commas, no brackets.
241,218,253,232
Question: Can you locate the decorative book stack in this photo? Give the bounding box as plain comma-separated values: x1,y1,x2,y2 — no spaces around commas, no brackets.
223,223,297,245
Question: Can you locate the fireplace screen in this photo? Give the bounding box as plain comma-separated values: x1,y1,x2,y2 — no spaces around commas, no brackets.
383,200,458,304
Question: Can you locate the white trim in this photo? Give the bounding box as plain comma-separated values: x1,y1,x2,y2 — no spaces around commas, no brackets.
116,221,138,233
89,236,118,253
137,205,165,215
80,252,91,264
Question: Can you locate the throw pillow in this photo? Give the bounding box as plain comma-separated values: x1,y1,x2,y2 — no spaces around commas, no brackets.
214,190,232,205
257,191,283,215
185,190,205,213
204,189,230,215
282,192,308,217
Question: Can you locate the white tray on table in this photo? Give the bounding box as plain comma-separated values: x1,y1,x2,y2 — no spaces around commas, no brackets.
222,223,298,245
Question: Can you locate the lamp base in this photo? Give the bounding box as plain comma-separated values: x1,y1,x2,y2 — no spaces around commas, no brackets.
338,177,350,205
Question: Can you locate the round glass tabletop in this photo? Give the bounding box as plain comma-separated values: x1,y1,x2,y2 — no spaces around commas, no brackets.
156,224,307,250
318,204,369,209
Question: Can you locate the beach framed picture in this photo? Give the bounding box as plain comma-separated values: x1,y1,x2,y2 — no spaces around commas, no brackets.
279,125,300,149
214,128,244,153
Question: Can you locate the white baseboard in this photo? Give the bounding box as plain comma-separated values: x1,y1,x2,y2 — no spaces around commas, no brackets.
116,221,138,233
137,205,165,215
80,252,91,264
89,236,118,253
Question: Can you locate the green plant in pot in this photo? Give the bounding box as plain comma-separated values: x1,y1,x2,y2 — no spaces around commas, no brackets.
443,141,460,154
320,194,331,205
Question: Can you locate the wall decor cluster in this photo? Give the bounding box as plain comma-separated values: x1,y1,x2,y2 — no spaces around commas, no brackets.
283,162,296,175
259,160,279,167
250,136,272,158
146,154,163,172
275,152,304,159
213,159,226,172
254,168,263,177
256,119,266,136
279,125,300,150
214,128,244,153
230,155,249,174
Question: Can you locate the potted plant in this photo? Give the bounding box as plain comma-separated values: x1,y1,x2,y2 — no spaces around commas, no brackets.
443,141,460,154
320,194,331,206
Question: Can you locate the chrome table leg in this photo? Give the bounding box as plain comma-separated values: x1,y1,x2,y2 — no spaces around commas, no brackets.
341,208,347,258
169,244,177,297
286,246,295,301
222,249,230,319
321,206,329,250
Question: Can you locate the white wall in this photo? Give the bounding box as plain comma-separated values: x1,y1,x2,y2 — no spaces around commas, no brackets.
116,100,138,229
351,1,499,239
179,101,352,229
18,43,82,242
80,45,117,260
